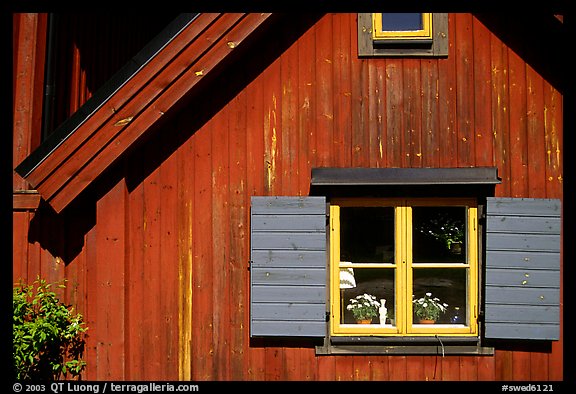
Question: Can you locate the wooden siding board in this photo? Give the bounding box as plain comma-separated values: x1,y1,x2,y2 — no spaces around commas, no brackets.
297,26,315,194
192,122,214,380
13,13,46,189
176,122,194,380
438,14,458,168
526,66,546,198
385,60,403,167
455,13,475,167
95,179,126,380
281,35,300,195
126,154,145,380
544,85,563,198
421,59,440,168
159,147,179,379
472,16,494,167
491,32,511,196
228,90,248,380
315,14,334,168
403,58,422,168
508,47,529,197
212,96,231,380
332,13,353,168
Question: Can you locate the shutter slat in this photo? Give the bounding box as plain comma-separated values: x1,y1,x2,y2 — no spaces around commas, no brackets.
485,197,560,341
250,196,327,338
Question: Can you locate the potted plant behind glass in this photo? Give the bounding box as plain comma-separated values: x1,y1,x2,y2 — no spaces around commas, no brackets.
347,293,381,324
412,292,448,324
418,213,464,254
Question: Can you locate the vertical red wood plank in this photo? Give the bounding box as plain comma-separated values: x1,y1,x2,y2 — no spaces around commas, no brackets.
454,13,475,167
385,60,404,167
317,356,336,380
263,57,282,196
334,357,354,380
421,59,440,168
300,348,317,380
84,226,97,380
212,101,231,380
472,17,494,167
176,125,195,380
525,67,546,198
13,13,46,189
422,355,440,381
544,86,562,198
228,91,248,380
126,156,145,380
369,356,389,381
438,14,458,168
351,23,369,168
297,23,315,194
245,74,266,381
141,163,162,379
281,36,300,195
495,349,514,381
159,147,179,379
406,356,424,380
512,350,531,381
441,356,460,381
388,355,407,380
368,59,385,168
477,356,496,381
315,14,334,168
332,13,353,168
13,212,30,282
459,355,478,381
529,352,548,380
508,48,529,197
95,179,126,380
192,122,214,380
403,58,422,168
353,356,371,380
491,32,511,197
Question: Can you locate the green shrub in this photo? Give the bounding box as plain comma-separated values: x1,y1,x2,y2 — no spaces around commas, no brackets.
13,276,88,380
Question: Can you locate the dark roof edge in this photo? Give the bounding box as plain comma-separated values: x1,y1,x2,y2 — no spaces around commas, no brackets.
15,13,200,179
311,167,502,186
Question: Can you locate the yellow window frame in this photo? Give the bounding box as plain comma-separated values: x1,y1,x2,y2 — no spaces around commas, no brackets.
372,13,433,41
330,198,478,337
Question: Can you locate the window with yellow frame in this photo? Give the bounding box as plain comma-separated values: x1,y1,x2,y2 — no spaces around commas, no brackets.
330,198,478,337
372,13,433,42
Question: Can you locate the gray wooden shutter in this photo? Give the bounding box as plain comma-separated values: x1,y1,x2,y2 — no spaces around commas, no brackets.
250,196,327,337
485,197,561,340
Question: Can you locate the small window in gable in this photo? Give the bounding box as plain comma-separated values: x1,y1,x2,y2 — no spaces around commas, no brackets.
358,13,448,57
372,13,433,42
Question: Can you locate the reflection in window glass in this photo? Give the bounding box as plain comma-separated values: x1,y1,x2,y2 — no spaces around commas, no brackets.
380,13,423,31
412,268,468,325
340,268,395,325
340,207,395,263
413,206,467,263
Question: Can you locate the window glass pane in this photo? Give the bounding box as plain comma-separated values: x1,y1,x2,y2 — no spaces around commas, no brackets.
413,206,467,263
380,13,423,31
412,268,468,325
340,207,395,263
340,268,395,325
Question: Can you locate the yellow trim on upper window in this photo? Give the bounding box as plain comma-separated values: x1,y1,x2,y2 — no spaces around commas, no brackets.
372,13,433,41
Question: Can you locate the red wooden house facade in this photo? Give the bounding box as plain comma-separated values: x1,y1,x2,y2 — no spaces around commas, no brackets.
12,12,564,381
